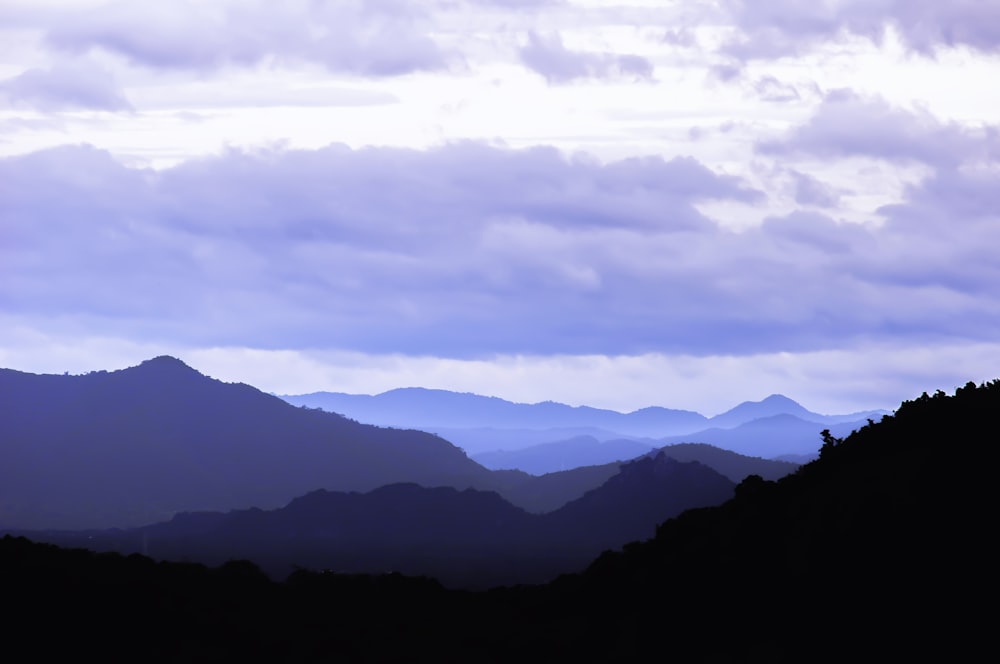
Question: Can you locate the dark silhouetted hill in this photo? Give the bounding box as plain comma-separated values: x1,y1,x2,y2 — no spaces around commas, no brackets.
473,436,801,481
15,453,734,588
487,462,623,513
551,380,994,660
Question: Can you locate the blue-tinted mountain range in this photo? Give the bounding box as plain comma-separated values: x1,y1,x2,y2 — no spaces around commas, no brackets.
282,388,886,462
1,356,790,530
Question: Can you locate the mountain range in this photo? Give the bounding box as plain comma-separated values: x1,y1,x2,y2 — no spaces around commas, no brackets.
282,388,886,462
0,356,795,530
281,388,883,438
1,356,496,529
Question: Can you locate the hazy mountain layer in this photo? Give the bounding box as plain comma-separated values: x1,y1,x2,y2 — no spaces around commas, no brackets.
473,436,801,480
282,389,887,462
281,388,709,436
282,389,886,436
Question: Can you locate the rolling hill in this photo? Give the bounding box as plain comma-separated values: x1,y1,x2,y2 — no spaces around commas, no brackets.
0,357,499,529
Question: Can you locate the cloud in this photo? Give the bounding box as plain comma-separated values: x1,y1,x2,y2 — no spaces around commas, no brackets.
788,170,840,208
2,133,997,362
753,75,801,103
1,141,754,357
887,1,1000,53
747,92,1000,336
888,166,1000,224
758,90,1000,168
40,0,450,76
721,0,1000,59
518,31,654,84
708,63,743,83
466,0,562,7
0,61,132,111
662,28,697,48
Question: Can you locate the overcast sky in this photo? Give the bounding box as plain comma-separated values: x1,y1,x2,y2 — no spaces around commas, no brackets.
2,0,999,416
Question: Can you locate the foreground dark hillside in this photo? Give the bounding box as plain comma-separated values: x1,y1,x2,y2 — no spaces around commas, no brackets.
3,381,992,661
555,381,993,660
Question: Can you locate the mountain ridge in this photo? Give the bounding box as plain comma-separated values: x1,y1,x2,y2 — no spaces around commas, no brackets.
281,387,888,439
0,356,766,530
0,358,500,529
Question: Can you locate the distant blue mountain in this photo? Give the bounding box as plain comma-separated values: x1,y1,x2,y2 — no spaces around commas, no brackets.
283,388,885,435
281,389,888,462
707,394,883,428
280,387,709,437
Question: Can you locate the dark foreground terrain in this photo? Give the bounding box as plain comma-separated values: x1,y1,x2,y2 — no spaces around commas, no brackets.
4,381,992,662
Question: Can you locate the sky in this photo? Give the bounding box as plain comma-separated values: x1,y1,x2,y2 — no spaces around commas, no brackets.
2,0,999,416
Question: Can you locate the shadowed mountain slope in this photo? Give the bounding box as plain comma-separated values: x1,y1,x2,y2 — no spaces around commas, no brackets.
473,436,802,480
0,357,502,529
654,442,799,481
658,412,868,457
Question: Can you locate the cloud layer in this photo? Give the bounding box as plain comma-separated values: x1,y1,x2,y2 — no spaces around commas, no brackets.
519,31,654,83
4,91,998,362
0,61,132,111
722,0,1000,59
41,0,450,76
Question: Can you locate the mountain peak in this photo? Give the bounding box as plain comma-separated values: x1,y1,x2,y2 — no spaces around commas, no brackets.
708,393,813,429
760,394,799,405
136,355,197,371
124,356,204,382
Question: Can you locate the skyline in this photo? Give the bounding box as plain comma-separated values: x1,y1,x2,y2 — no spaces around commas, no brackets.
2,1,999,415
